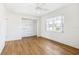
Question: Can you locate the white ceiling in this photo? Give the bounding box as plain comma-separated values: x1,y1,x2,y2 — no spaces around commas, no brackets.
4,3,70,17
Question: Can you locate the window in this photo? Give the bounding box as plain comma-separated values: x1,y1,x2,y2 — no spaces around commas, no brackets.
46,16,64,32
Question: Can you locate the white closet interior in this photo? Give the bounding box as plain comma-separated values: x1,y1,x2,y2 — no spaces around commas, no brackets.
22,18,37,37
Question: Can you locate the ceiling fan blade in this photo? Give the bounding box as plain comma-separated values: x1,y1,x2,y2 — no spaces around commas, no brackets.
35,3,48,11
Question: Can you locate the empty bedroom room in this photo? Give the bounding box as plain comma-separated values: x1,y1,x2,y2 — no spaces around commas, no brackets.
0,3,79,55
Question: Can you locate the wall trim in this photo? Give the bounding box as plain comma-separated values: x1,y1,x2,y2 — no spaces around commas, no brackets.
38,36,79,50
22,35,37,39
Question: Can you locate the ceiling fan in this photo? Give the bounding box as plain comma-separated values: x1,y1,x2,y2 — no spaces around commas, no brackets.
35,3,49,11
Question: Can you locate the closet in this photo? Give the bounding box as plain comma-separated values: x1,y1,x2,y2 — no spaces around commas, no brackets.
22,18,37,37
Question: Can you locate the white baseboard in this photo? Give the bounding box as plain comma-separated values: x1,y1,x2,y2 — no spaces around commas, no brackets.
41,35,79,49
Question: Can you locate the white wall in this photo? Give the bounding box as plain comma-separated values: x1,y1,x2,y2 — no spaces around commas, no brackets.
6,10,37,41
37,18,41,36
6,11,22,41
0,4,7,53
40,4,79,48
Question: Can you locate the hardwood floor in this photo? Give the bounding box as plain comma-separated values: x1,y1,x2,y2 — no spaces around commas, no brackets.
1,36,79,55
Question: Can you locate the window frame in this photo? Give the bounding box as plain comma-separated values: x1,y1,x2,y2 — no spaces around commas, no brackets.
46,16,64,33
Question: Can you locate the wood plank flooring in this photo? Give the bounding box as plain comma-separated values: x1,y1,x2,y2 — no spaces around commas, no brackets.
1,36,79,55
